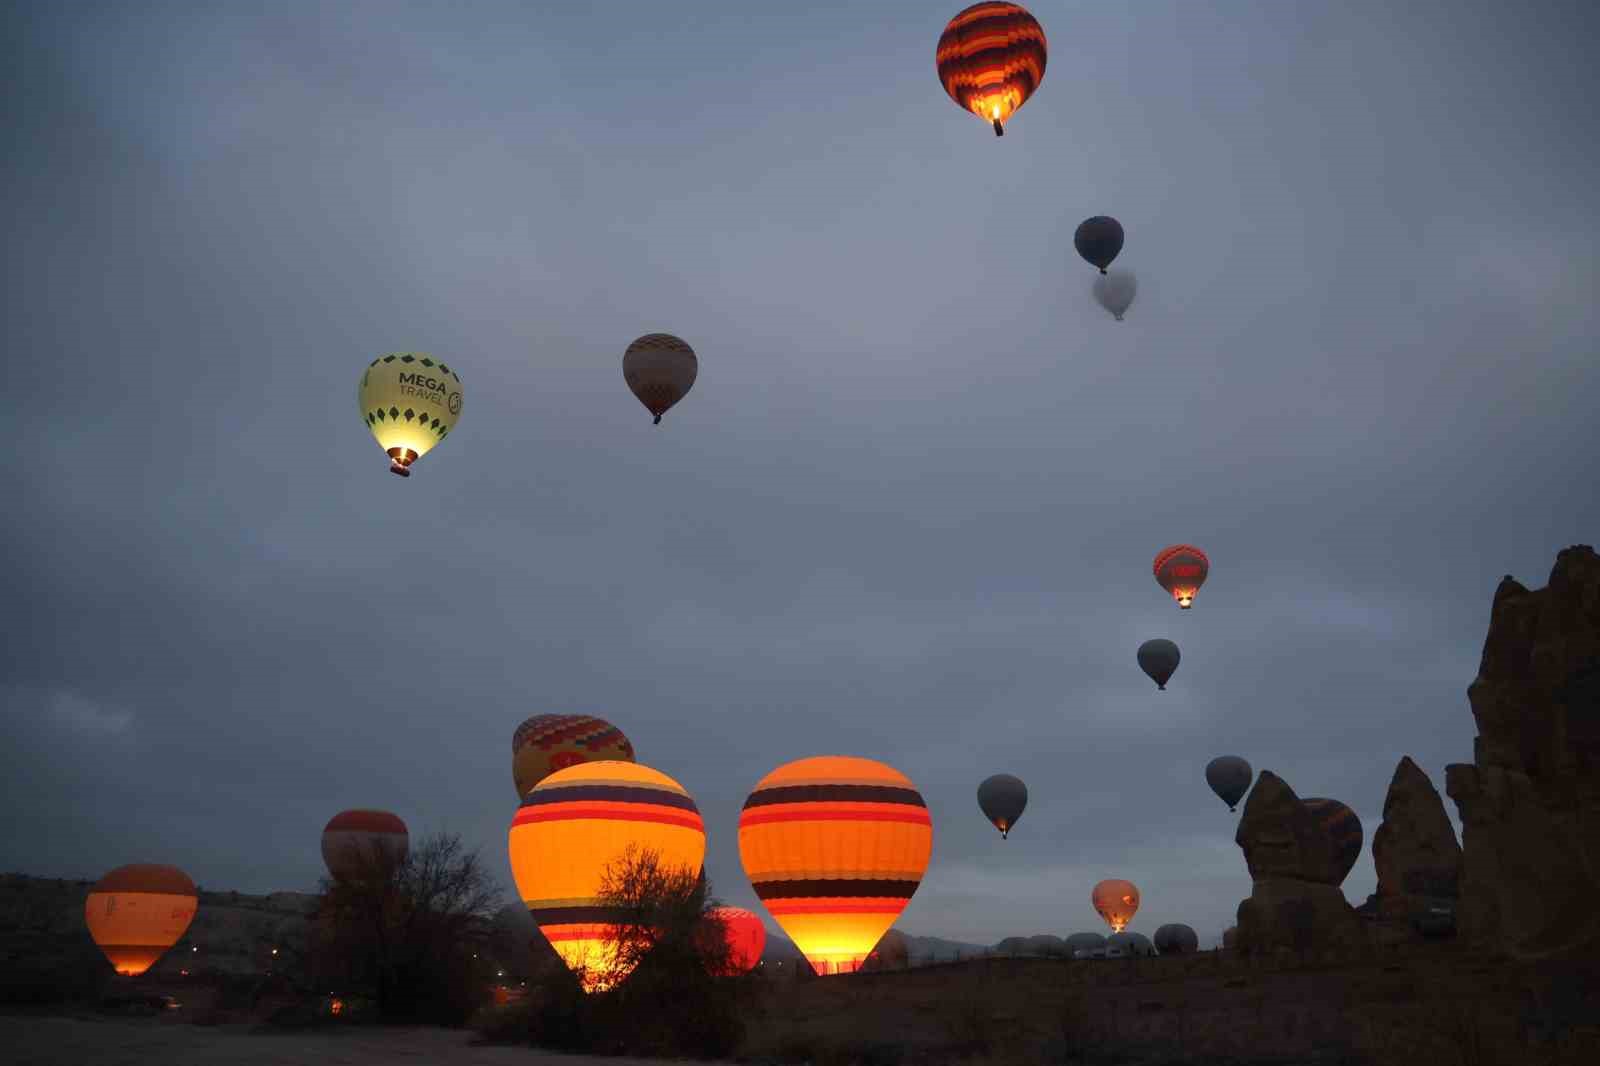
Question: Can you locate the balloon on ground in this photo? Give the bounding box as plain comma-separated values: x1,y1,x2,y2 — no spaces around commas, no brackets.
936,2,1047,137
1091,878,1141,933
623,334,698,424
1205,756,1254,812
1093,270,1137,321
1074,216,1124,274
321,809,409,881
85,864,198,976
699,906,766,976
358,353,463,477
1153,923,1199,955
739,755,933,976
1107,930,1155,957
1137,639,1181,690
977,773,1028,838
1153,544,1210,609
508,760,704,992
1065,931,1106,958
512,714,635,799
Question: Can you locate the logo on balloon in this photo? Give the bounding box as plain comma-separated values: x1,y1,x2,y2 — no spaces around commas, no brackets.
448,391,463,415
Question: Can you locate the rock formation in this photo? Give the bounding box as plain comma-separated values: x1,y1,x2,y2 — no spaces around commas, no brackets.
1369,756,1462,928
1445,544,1600,961
1234,771,1365,956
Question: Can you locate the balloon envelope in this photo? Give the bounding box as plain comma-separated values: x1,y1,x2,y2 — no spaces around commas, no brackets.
321,810,409,881
1091,878,1140,933
622,334,697,424
1153,923,1199,955
977,773,1028,837
1153,544,1210,609
1106,930,1155,957
358,353,463,477
1093,270,1137,320
512,714,635,799
1205,756,1254,811
85,864,198,976
700,906,766,976
1064,931,1106,958
1074,216,1124,273
936,3,1047,136
1302,797,1364,886
739,755,933,976
1137,639,1180,690
508,761,704,992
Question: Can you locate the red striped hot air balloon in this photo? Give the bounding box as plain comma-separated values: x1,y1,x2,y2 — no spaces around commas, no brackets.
1153,544,1210,609
698,906,767,976
936,3,1048,137
85,864,198,976
738,756,933,976
321,810,409,881
508,761,705,992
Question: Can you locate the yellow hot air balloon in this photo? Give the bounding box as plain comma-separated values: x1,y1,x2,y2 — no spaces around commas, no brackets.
738,756,932,976
511,714,635,800
1091,878,1141,933
85,864,198,976
507,761,704,992
357,353,463,477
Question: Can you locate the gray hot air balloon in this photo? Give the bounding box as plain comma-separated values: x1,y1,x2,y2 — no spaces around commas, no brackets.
977,773,1028,839
622,333,698,425
1106,931,1155,957
1093,270,1137,321
1064,932,1106,959
1137,639,1180,690
1205,756,1254,812
1152,923,1199,955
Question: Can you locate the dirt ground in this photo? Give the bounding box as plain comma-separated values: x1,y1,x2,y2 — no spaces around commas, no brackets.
1,1015,689,1066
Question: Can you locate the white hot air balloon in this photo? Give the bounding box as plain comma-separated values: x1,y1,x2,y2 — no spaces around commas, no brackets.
1093,270,1137,321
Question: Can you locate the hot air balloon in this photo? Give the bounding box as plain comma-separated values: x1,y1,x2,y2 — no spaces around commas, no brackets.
935,3,1047,137
698,906,766,976
977,773,1028,838
85,864,198,976
358,353,463,477
1091,879,1140,933
1093,269,1137,321
1153,923,1199,955
321,810,409,881
1302,797,1364,886
512,714,635,800
1153,544,1210,609
1106,930,1155,957
623,334,697,424
1064,931,1106,958
1074,216,1124,274
739,756,933,976
1205,756,1254,812
1136,639,1180,690
508,761,704,992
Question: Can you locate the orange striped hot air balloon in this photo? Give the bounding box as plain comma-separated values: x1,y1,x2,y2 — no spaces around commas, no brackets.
511,714,635,800
1091,878,1141,933
508,761,704,992
738,756,933,976
85,864,198,976
1153,544,1210,609
936,3,1048,137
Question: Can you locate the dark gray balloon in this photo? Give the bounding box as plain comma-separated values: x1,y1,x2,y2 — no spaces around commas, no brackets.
1137,638,1180,690
1106,931,1155,957
1152,923,1199,955
1074,215,1124,274
1205,755,1254,812
977,773,1028,839
1064,932,1106,959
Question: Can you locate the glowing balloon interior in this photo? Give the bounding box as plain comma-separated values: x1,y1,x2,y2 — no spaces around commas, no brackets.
936,3,1048,136
1153,544,1210,609
508,761,705,992
739,755,933,976
358,353,463,477
702,906,767,976
1091,878,1141,933
85,864,198,976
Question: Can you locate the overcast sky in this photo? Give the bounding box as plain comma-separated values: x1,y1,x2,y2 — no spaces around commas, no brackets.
4,0,1596,949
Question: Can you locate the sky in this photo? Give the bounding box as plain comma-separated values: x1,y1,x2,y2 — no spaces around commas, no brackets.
3,0,1597,950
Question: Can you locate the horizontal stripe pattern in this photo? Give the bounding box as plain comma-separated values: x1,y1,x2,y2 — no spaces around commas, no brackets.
324,809,407,835
92,864,196,897
936,3,1046,124
512,713,632,755
523,784,699,811
528,905,628,926
514,803,704,831
742,783,925,809
753,878,921,900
